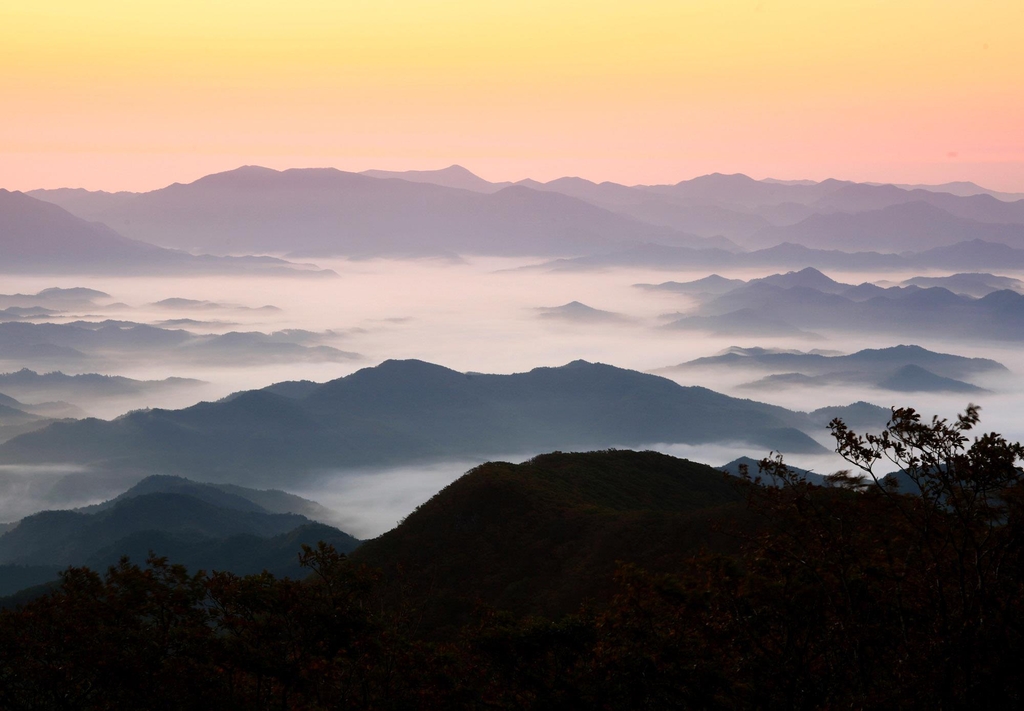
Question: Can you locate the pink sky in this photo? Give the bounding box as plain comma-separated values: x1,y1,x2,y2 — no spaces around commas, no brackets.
2,1,1022,192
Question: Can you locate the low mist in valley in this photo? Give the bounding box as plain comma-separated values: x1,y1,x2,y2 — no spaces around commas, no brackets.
3,253,1022,530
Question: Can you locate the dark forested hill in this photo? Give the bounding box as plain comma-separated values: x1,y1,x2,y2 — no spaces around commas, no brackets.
352,450,747,628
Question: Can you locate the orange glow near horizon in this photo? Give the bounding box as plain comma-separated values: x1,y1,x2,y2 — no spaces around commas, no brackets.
2,0,1023,192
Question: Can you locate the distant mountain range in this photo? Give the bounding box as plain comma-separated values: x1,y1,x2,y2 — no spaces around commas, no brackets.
645,268,1024,342
0,189,336,276
0,369,203,409
28,166,708,257
0,321,358,371
534,239,1024,273
664,344,1006,394
25,166,1024,259
749,202,1024,252
0,359,892,480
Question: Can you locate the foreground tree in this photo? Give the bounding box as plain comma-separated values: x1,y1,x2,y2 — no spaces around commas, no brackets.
716,405,1024,708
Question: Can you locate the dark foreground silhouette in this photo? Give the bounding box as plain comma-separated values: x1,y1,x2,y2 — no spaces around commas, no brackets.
1,406,1022,709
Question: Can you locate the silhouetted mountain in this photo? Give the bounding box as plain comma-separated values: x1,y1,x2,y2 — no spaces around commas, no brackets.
670,344,1006,380
78,474,337,522
882,181,1024,202
718,455,827,485
0,565,63,598
683,278,1024,341
642,173,850,209
739,368,986,394
900,273,1024,298
0,481,358,596
636,273,745,296
82,521,358,580
351,450,747,627
25,187,140,220
0,189,336,276
36,171,1024,258
0,391,82,420
876,365,988,393
0,492,312,566
535,301,631,324
361,165,509,193
806,402,894,430
912,240,1024,270
812,183,1024,225
0,397,41,426
644,268,1024,307
0,359,839,480
0,287,112,310
751,267,850,293
511,176,768,240
0,369,203,404
0,322,358,370
751,202,1024,251
44,166,707,257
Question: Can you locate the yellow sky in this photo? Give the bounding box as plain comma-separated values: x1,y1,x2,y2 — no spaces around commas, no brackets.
2,0,1022,191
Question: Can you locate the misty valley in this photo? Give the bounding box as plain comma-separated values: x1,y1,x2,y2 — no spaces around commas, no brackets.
3,166,1024,708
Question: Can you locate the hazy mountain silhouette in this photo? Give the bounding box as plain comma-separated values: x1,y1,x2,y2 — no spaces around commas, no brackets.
739,367,986,394
77,474,337,522
0,492,311,566
535,301,632,324
718,455,827,485
0,391,82,420
0,478,358,595
669,344,1006,382
876,364,988,393
912,240,1024,270
0,321,358,369
0,189,336,276
900,273,1024,298
750,267,851,293
32,170,1024,259
39,166,706,257
636,274,746,296
881,181,1024,202
0,369,203,405
642,173,851,209
0,359,851,480
360,165,509,193
812,183,1024,225
0,287,112,310
677,275,1024,341
751,202,1024,251
511,176,768,240
24,187,139,221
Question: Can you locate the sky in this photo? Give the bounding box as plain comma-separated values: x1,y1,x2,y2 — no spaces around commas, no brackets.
2,0,1023,192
